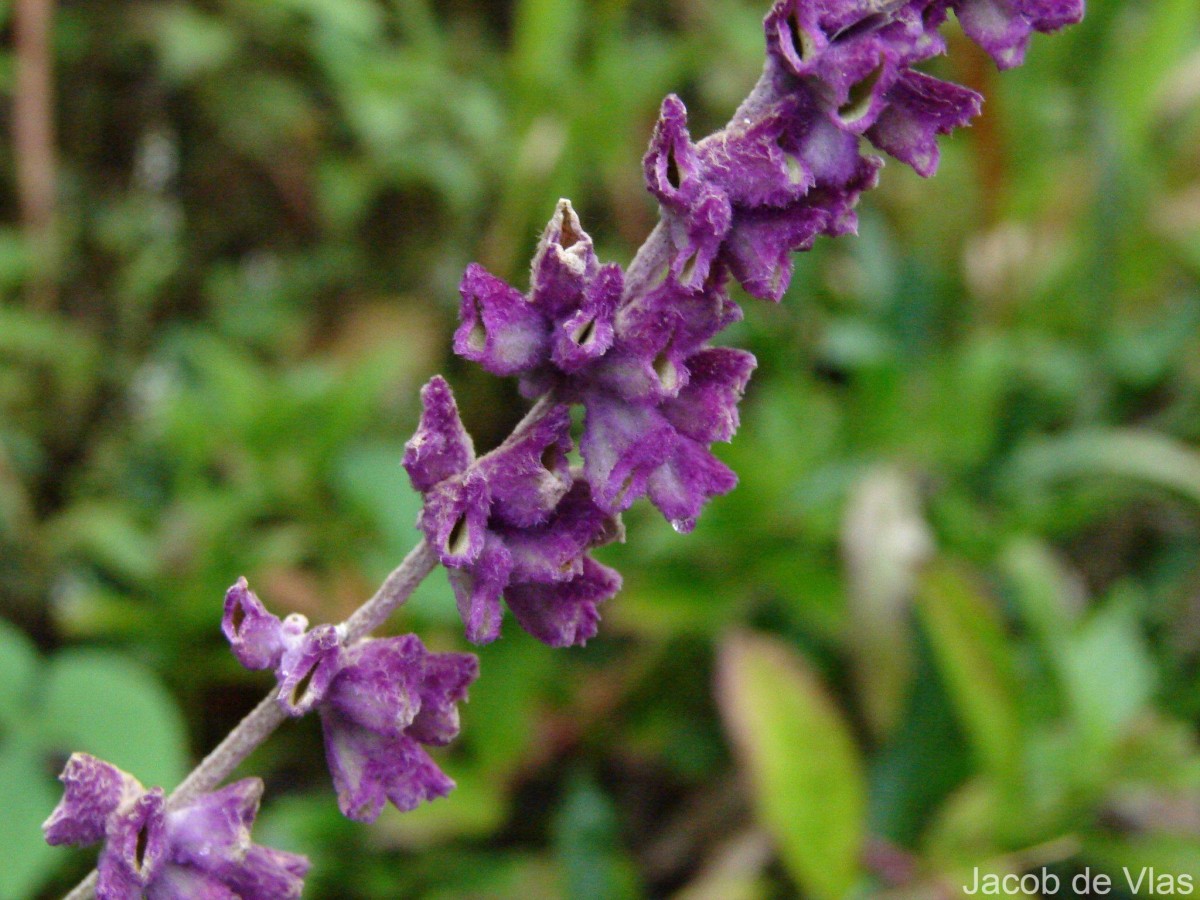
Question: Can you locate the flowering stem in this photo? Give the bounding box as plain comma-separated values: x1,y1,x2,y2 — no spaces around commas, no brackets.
61,538,443,899
60,387,562,897
339,540,439,644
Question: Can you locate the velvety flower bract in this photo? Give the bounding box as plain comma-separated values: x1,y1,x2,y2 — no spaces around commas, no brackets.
947,0,1084,69
43,754,308,900
319,635,478,822
221,579,341,716
404,379,625,646
221,586,480,822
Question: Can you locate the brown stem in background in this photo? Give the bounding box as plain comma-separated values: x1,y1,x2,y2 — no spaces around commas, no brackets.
952,32,1005,226
14,0,58,310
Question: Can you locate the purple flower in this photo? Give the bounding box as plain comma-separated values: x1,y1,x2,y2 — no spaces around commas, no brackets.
43,754,308,899
865,70,982,178
442,202,756,526
222,579,342,715
764,0,945,128
404,377,625,645
946,0,1084,69
221,577,307,672
320,635,478,822
221,583,480,821
415,0,1082,642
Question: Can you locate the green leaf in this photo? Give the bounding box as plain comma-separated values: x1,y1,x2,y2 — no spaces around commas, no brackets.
1101,0,1200,156
0,741,62,900
1060,598,1155,761
916,562,1023,783
512,0,584,106
38,650,188,790
716,632,865,899
1000,538,1083,651
0,618,39,725
153,5,238,82
48,503,160,584
1005,429,1200,509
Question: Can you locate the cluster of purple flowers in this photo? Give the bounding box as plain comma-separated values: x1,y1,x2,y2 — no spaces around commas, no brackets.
43,754,307,898
45,1,1081,894
419,0,1082,646
404,375,625,647
221,578,479,823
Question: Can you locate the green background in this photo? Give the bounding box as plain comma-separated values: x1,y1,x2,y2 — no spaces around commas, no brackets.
2,0,1199,896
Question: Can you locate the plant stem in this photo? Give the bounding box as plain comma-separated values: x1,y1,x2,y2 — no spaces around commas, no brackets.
14,0,58,310
340,539,439,644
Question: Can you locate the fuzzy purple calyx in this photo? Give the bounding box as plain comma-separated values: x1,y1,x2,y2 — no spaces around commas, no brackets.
405,376,626,646
219,583,480,821
319,635,478,822
43,754,308,899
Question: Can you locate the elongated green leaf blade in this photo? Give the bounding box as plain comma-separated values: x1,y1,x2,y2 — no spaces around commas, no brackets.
717,632,865,899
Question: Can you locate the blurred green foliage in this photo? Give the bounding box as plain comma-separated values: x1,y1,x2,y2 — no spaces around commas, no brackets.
1,0,1199,897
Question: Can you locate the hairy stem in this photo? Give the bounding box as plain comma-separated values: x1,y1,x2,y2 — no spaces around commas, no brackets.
340,540,439,644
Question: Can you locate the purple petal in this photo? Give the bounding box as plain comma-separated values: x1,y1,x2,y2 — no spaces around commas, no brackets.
644,95,703,210
647,438,739,533
325,636,423,739
44,753,139,848
325,634,476,745
145,866,239,900
505,557,622,648
551,263,623,373
321,709,454,822
764,0,827,76
667,270,745,357
1022,0,1086,30
587,347,684,405
815,153,883,238
826,52,900,133
867,70,982,176
615,273,741,364
785,93,871,187
498,481,623,583
455,263,549,376
448,532,514,644
97,789,167,897
221,578,287,672
766,0,941,103
531,199,599,319
216,845,308,900
164,779,260,872
699,112,813,208
953,0,1082,69
403,376,475,492
407,649,479,746
276,624,343,717
581,392,679,513
667,187,732,291
660,347,757,444
725,202,829,301
955,0,1031,67
419,470,491,566
478,403,573,528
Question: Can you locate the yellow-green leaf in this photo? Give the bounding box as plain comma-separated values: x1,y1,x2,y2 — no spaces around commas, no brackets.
716,631,865,899
916,562,1023,783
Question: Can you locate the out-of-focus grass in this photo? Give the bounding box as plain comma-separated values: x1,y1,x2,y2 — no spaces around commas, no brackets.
1,0,1198,897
